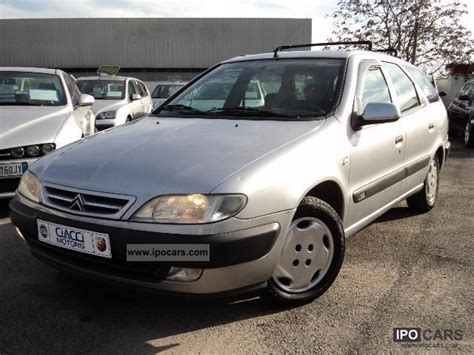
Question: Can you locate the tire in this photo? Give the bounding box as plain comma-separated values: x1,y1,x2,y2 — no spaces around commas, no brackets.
407,155,440,213
126,116,133,123
464,119,474,148
262,196,345,306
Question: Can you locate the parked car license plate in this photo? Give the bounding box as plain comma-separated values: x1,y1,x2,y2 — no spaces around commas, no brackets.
0,162,27,178
37,219,112,258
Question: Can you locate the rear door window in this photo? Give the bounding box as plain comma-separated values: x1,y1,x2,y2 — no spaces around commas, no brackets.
384,63,420,113
405,67,439,103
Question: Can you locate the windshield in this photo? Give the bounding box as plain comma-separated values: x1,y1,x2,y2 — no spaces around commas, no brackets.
152,84,184,98
158,58,346,120
0,72,66,106
77,79,125,100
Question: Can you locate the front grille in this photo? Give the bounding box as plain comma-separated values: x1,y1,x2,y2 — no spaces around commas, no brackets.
0,177,20,194
44,184,135,219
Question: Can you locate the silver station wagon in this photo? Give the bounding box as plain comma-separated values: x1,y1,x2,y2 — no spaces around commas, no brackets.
10,41,450,305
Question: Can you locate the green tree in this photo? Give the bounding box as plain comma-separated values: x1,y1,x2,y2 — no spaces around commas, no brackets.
327,0,474,75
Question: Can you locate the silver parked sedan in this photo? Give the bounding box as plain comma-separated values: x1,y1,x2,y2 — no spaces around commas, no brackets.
10,43,450,305
0,67,95,199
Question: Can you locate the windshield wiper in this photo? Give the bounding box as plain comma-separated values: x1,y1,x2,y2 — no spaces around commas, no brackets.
162,104,207,114
207,107,295,118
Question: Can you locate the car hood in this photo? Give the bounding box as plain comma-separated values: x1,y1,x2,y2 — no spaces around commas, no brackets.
90,99,124,115
0,106,70,150
33,116,324,199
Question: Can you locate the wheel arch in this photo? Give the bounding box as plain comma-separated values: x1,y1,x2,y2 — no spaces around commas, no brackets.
304,180,345,221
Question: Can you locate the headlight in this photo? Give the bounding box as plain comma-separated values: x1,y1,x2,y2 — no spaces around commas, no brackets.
132,194,247,224
11,147,25,159
17,171,42,203
96,110,117,120
26,145,40,157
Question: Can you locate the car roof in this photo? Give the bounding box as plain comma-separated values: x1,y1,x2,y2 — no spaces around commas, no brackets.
0,66,60,75
224,50,416,69
77,75,139,81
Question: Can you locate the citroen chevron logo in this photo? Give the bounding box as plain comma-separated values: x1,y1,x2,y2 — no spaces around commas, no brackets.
70,194,86,212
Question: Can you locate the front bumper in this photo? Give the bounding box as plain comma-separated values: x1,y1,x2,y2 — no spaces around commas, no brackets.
10,195,293,295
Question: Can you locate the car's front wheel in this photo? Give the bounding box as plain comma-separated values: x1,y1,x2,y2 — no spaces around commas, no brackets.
262,196,345,306
464,119,474,148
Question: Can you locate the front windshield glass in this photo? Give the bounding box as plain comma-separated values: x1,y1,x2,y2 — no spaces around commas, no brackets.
0,72,66,106
158,58,346,120
77,79,125,100
152,84,184,98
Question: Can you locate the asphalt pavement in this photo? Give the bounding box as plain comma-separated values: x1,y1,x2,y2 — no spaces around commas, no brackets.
0,138,472,354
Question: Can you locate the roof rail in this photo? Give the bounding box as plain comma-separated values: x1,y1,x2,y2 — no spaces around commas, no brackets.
273,41,373,58
374,48,398,57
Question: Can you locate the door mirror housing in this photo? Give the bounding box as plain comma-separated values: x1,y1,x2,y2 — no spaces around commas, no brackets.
131,93,142,101
438,91,447,97
77,94,95,107
353,102,400,130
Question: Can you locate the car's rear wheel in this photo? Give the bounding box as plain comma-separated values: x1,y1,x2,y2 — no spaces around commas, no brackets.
262,196,345,306
407,155,440,213
464,119,474,148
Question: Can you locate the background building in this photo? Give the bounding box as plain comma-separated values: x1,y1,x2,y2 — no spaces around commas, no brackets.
0,18,311,89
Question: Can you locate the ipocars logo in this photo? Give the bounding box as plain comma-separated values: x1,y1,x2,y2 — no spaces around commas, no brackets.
393,327,463,343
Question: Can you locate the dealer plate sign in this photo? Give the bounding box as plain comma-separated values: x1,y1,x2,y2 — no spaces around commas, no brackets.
37,219,112,258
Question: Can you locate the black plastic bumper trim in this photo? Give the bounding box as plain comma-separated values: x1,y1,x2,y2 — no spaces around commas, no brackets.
9,197,280,274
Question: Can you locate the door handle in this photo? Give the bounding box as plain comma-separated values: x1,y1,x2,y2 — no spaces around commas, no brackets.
428,123,435,129
395,135,404,144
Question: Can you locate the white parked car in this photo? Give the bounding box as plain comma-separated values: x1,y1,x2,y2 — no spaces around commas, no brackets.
0,67,95,199
76,76,152,130
151,82,186,110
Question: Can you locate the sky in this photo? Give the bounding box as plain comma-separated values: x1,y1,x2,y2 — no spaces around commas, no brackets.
0,0,473,42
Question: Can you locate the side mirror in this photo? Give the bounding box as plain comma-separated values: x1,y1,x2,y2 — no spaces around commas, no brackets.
353,102,400,130
77,94,95,107
438,91,447,97
131,93,142,101
458,94,470,101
